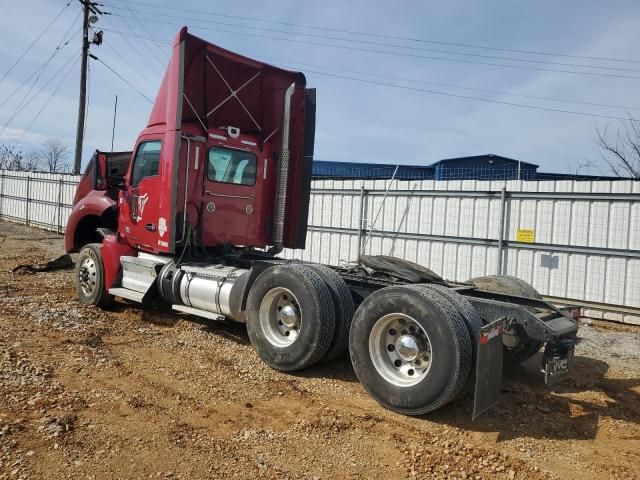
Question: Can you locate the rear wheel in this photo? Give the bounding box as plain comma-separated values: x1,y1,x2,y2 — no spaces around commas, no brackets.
349,284,472,415
425,284,483,392
467,275,544,364
246,264,335,372
306,264,355,362
75,243,113,308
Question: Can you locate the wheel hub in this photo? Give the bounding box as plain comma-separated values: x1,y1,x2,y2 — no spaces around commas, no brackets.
368,313,433,387
259,287,302,347
280,305,299,328
78,257,97,296
395,334,423,362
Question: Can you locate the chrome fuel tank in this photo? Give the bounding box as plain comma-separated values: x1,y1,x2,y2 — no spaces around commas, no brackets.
159,263,250,323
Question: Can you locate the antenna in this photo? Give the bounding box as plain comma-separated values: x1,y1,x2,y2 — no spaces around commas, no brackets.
110,94,118,152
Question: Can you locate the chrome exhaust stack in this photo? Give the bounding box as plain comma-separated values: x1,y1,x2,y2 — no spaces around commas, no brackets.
269,82,296,255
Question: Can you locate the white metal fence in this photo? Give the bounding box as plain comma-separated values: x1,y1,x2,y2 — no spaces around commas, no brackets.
1,170,639,324
0,170,80,233
283,178,640,325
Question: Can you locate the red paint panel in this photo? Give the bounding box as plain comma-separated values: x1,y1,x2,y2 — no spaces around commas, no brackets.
100,234,136,289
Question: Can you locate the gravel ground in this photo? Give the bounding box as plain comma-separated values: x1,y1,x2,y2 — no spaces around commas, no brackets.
0,220,639,480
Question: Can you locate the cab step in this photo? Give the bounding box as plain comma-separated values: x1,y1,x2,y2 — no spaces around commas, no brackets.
108,287,145,303
172,304,226,322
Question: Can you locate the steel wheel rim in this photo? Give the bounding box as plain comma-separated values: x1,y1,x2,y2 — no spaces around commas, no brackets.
369,313,432,387
78,256,97,296
259,287,302,347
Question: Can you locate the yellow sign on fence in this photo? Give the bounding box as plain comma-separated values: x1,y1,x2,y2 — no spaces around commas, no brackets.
516,229,535,243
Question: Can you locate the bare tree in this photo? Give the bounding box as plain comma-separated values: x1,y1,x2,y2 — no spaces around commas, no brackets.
38,139,69,173
0,145,39,171
595,119,640,179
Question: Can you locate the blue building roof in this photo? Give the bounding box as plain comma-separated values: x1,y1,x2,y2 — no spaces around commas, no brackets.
312,154,540,180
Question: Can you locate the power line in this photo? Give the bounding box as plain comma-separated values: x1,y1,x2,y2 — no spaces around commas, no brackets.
0,16,81,110
99,15,165,78
101,0,167,73
98,28,640,120
109,0,169,62
100,40,158,89
0,1,72,86
106,14,640,80
299,68,636,121
14,54,82,148
110,0,640,66
90,54,154,103
0,50,81,137
263,57,640,112
108,6,640,74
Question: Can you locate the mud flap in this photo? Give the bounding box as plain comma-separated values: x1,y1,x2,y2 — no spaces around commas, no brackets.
472,318,504,420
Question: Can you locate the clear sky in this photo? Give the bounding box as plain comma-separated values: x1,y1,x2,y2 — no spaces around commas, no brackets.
0,0,639,174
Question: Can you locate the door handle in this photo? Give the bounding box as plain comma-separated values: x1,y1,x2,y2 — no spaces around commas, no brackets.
205,190,255,200
145,223,156,231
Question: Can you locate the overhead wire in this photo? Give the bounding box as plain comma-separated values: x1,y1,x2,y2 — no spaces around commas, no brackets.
110,0,640,66
90,54,154,103
0,49,81,137
97,28,640,120
101,0,167,73
14,53,82,148
263,57,640,112
299,68,636,121
111,0,169,62
0,14,82,110
99,15,165,78
100,40,158,89
105,13,640,80
0,1,72,86
108,6,640,74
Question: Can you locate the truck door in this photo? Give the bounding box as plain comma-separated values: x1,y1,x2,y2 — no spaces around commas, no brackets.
124,140,163,250
201,145,261,247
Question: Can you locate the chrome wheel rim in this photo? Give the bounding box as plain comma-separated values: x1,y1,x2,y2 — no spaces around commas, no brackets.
259,287,302,347
369,313,432,387
78,256,97,296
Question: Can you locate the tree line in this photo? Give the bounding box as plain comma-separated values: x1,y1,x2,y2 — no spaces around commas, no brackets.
0,139,69,173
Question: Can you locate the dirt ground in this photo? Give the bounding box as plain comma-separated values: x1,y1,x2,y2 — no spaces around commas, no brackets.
0,220,639,480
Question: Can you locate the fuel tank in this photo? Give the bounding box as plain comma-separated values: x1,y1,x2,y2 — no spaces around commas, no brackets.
158,263,250,323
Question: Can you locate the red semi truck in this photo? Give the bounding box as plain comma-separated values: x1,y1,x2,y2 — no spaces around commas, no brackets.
66,28,578,418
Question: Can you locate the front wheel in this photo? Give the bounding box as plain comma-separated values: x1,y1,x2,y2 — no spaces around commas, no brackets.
75,243,113,308
349,284,472,416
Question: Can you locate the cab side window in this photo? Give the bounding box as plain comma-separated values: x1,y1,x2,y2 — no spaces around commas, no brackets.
131,141,161,186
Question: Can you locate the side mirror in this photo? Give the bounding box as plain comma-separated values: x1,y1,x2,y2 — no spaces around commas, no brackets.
95,152,108,191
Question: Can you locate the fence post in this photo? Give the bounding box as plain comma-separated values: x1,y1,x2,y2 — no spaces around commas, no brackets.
496,186,507,275
25,175,31,226
357,186,367,258
0,171,4,219
56,178,63,234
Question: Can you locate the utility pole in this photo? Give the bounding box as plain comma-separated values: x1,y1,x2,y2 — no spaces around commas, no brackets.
73,1,90,174
73,0,104,174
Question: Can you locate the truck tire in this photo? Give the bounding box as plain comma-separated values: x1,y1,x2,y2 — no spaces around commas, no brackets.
466,275,544,364
467,275,542,300
422,284,483,393
75,243,114,308
246,264,336,372
349,284,472,415
306,264,355,362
